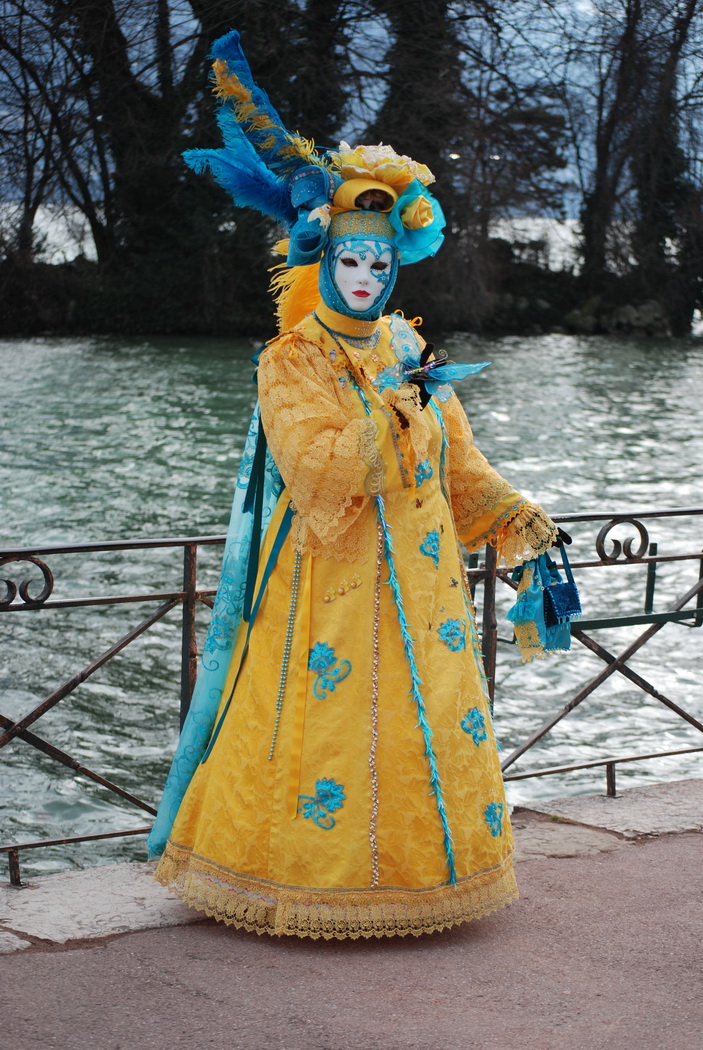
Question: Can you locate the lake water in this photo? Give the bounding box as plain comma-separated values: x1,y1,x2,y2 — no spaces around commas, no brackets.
2,330,703,876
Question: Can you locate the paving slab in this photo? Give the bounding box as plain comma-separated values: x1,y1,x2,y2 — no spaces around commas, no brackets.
0,833,700,1050
0,861,196,945
0,929,31,954
0,817,628,953
511,808,627,860
526,776,703,838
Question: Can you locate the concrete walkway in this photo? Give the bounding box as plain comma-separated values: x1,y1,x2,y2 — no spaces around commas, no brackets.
1,779,702,1050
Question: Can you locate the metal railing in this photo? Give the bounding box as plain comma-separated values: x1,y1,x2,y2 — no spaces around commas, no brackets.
468,508,703,795
1,506,702,885
0,533,221,886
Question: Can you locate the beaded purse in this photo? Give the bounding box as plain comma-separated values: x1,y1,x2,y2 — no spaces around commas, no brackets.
542,545,581,627
506,546,581,661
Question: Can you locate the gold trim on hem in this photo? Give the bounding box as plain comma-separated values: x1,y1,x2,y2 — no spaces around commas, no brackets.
154,842,518,940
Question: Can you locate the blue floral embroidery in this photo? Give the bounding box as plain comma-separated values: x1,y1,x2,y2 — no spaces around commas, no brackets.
415,460,433,487
461,706,488,746
308,642,352,700
298,778,346,829
484,801,504,837
438,618,466,651
419,529,440,568
202,613,236,655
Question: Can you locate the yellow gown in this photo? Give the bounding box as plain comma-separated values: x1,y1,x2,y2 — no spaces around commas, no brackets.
155,304,556,938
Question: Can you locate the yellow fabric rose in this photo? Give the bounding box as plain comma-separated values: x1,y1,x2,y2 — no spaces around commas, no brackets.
400,195,434,230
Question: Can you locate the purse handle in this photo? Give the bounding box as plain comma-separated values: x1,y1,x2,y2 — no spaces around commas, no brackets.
557,543,576,586
535,546,576,589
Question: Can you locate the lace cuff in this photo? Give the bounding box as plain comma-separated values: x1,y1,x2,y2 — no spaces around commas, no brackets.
493,501,558,565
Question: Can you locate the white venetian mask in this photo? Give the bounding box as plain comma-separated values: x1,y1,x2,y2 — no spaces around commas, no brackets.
332,241,395,313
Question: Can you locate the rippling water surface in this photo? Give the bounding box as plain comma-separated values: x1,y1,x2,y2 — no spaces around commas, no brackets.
2,330,702,875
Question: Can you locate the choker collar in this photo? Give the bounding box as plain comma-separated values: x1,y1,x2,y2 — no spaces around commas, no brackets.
314,302,381,339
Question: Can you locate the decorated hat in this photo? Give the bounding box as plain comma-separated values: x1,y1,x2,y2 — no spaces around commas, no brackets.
183,30,446,329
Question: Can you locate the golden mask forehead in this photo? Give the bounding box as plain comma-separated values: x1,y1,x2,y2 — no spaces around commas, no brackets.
332,178,399,213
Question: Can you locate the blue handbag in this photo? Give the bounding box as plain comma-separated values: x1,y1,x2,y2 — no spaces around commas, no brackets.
543,545,581,626
506,547,580,661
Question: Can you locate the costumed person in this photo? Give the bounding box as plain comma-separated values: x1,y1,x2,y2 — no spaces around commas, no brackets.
148,30,560,939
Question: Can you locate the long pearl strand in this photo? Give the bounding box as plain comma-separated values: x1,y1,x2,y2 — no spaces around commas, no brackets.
268,550,302,760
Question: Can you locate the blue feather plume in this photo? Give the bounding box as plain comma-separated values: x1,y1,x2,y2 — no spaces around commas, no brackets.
183,145,294,227
184,29,327,225
209,30,289,141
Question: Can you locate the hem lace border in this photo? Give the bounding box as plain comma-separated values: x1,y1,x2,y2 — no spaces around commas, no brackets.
154,841,519,940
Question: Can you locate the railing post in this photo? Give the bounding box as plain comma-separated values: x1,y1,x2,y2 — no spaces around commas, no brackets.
606,762,617,797
481,543,498,711
644,542,657,613
180,543,198,728
8,848,22,887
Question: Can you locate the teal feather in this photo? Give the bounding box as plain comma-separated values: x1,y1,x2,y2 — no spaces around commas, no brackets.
184,30,326,224
182,145,293,226
210,30,289,142
208,29,322,177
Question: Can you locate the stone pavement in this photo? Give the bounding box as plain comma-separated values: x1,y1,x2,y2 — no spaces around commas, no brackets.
1,779,701,1050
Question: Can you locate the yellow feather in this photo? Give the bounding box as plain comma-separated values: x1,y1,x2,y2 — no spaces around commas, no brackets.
280,134,317,165
237,101,258,122
212,64,251,105
270,260,321,333
249,114,276,132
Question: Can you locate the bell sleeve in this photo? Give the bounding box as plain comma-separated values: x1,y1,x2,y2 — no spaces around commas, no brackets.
258,331,399,560
439,392,557,564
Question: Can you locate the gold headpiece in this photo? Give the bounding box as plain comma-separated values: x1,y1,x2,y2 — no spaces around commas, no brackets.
329,210,394,241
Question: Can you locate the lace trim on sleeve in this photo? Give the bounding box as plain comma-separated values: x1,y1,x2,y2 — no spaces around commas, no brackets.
493,502,558,565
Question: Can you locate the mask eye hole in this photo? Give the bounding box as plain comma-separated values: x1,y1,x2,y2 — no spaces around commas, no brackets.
371,261,388,272
340,256,358,267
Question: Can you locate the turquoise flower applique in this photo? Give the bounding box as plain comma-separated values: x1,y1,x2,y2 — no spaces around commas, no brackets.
484,801,504,837
461,706,488,746
308,642,352,700
236,447,256,489
438,618,466,651
298,777,346,829
420,529,440,568
415,460,433,487
202,613,235,655
373,364,404,393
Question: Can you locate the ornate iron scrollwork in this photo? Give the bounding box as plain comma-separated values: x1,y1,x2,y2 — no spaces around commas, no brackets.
595,518,650,563
0,555,54,609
